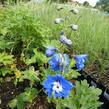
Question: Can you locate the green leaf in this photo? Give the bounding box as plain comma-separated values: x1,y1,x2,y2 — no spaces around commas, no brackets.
25,48,47,65
0,53,13,65
69,59,75,68
0,28,8,36
64,69,80,79
0,67,12,76
8,87,38,109
60,80,102,109
8,98,18,109
19,66,39,83
22,87,38,103
17,96,25,109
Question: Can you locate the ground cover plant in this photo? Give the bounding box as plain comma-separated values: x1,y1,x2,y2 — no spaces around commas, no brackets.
0,1,108,109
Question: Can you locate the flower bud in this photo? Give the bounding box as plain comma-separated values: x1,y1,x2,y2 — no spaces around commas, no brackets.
45,46,57,57
57,6,63,11
70,8,79,14
70,24,78,31
54,18,63,24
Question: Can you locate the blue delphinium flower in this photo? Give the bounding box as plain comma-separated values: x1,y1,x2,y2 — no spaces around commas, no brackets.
60,35,72,46
48,53,70,72
46,46,57,57
60,35,67,44
74,54,88,71
42,75,73,98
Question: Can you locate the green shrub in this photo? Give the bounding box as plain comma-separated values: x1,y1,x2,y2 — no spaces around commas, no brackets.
0,4,52,57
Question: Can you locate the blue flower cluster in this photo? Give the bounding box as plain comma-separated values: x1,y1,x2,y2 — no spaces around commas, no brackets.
44,45,87,98
59,30,72,46
45,46,88,72
46,46,70,72
44,45,73,98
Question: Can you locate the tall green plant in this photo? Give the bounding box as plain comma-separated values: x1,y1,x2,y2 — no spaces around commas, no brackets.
0,4,52,57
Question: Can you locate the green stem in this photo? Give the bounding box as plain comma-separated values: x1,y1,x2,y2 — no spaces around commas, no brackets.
56,99,61,109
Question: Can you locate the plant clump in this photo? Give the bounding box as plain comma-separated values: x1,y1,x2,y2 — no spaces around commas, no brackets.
0,3,103,109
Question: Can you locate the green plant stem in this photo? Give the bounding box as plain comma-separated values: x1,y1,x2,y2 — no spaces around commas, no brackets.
56,99,61,109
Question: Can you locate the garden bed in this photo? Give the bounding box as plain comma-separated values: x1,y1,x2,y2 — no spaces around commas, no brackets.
0,2,109,109
1,73,109,109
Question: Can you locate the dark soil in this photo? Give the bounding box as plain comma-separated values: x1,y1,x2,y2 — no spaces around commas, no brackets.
84,60,109,90
0,80,55,109
1,80,29,109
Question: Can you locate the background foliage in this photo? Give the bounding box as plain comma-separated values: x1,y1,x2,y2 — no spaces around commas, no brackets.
97,0,109,12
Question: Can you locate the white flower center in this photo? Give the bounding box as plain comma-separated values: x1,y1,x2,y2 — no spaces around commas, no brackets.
52,81,63,93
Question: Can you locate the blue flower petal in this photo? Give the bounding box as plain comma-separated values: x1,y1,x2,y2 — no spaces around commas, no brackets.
54,91,63,98
61,78,73,90
48,53,70,72
61,89,70,97
74,54,88,71
45,46,57,57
